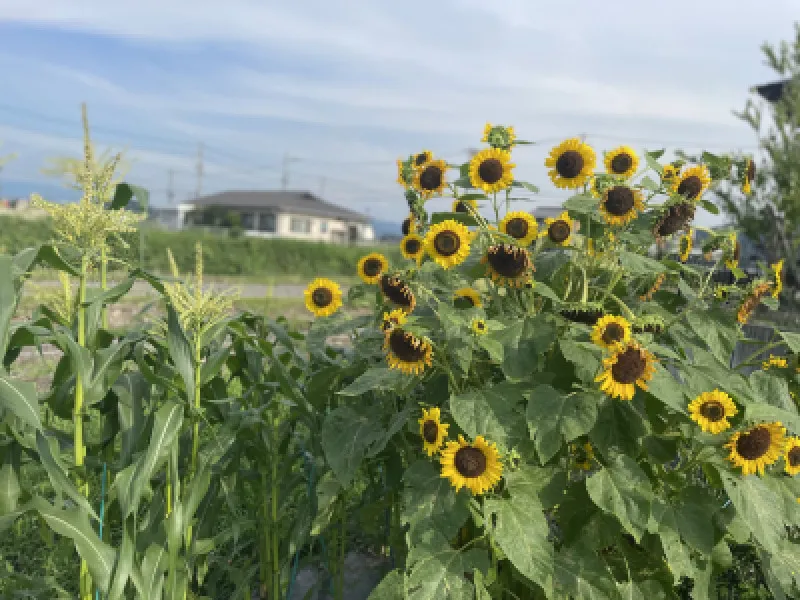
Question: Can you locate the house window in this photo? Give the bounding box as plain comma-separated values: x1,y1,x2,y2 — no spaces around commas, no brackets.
240,212,255,230
290,217,311,233
319,220,328,233
259,212,276,232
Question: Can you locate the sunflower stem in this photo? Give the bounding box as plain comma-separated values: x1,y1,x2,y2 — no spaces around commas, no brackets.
607,293,636,321
735,340,788,370
600,269,624,304
492,192,500,224
579,266,589,304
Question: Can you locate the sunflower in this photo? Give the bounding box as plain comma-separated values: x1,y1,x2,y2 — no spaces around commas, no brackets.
545,138,597,189
482,123,516,149
743,158,755,195
379,274,416,313
481,244,532,287
571,441,595,471
640,272,666,301
604,146,639,179
424,220,472,269
671,164,711,200
661,163,679,184
452,198,478,214
413,158,448,199
631,315,665,334
303,278,343,317
595,341,657,401
468,148,515,194
439,434,503,495
471,318,488,335
453,287,483,308
762,354,788,371
785,437,800,476
599,185,644,226
560,302,606,325
737,281,771,324
498,211,538,246
402,214,417,236
357,252,389,284
396,159,411,189
591,315,632,350
725,234,740,270
419,407,449,456
400,233,425,264
542,211,573,246
381,308,407,332
384,327,433,375
653,202,696,237
679,229,693,262
688,390,738,434
724,422,786,476
771,259,784,298
412,150,433,169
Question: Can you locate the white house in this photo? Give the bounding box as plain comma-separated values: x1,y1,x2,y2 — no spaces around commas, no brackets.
173,190,375,244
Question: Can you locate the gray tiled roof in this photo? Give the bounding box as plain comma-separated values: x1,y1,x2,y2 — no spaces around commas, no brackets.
186,190,370,222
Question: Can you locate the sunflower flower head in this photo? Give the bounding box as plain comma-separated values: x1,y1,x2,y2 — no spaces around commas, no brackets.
400,233,425,264
411,150,433,169
471,318,488,335
679,229,693,262
762,354,788,371
545,138,596,189
725,422,786,476
418,407,449,456
671,164,711,201
688,390,738,434
785,437,800,476
440,434,503,495
453,287,483,309
413,158,448,199
653,200,696,238
631,314,666,334
599,185,645,227
384,327,433,375
542,211,574,246
737,280,771,324
570,441,595,471
402,213,417,236
397,158,415,189
452,198,478,215
640,272,667,302
591,315,632,349
499,211,539,246
482,123,516,150
604,146,639,179
560,302,606,325
771,259,784,298
481,244,533,287
424,219,472,269
595,341,657,401
381,308,407,333
468,147,515,194
303,277,343,318
357,252,389,284
379,274,416,313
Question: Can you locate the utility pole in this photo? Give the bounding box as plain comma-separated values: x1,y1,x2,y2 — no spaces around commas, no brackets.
167,169,175,205
195,142,204,198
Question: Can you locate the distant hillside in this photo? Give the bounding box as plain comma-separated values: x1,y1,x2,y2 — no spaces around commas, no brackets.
371,219,403,238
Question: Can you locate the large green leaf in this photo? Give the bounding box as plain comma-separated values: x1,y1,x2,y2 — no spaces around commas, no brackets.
0,460,21,515
527,386,600,464
686,309,738,365
401,460,470,540
646,365,688,413
0,374,42,431
749,370,795,411
321,406,384,487
589,399,646,456
722,473,785,553
618,251,666,275
166,306,196,396
449,381,526,451
586,454,653,542
134,543,168,600
368,570,405,600
337,366,408,396
0,255,20,359
553,544,621,600
779,330,800,353
405,529,488,600
559,340,603,384
36,432,99,521
649,498,695,583
110,182,150,210
107,518,137,600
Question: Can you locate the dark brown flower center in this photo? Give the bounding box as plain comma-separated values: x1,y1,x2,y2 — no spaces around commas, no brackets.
610,153,633,174
505,217,529,239
454,201,470,213
380,275,414,308
601,323,625,345
363,258,383,277
746,160,755,182
454,446,487,478
402,218,412,236
733,242,740,261
548,220,571,243
655,202,695,237
478,158,504,184
604,187,635,216
415,153,428,166
388,328,427,362
677,175,703,199
788,446,800,467
419,165,443,191
457,293,476,307
311,287,333,308
487,244,529,278
422,420,439,443
610,347,647,384
561,308,604,325
735,426,772,460
475,321,486,331
556,150,584,179
433,230,461,257
403,237,421,255
699,401,725,422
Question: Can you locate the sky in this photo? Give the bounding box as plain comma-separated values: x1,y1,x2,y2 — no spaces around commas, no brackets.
0,0,796,227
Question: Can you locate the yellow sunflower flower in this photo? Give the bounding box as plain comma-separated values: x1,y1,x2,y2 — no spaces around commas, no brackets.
419,407,449,456
771,259,784,298
688,390,738,434
400,233,425,264
402,213,417,236
743,158,755,195
413,158,448,199
542,211,573,246
725,233,740,270
499,211,539,246
661,163,679,184
439,434,503,495
591,315,632,350
653,202,696,238
762,354,788,371
737,281,771,324
424,219,472,269
599,185,645,227
784,437,800,476
356,252,389,284
471,318,488,335
604,146,639,179
452,198,478,214
482,123,516,149
679,229,693,262
412,150,433,169
453,287,483,308
481,244,533,287
671,164,711,200
396,159,410,189
545,138,597,189
381,308,407,332
640,272,666,301
595,341,657,401
724,422,786,476
468,148,515,194
379,274,416,313
571,441,595,471
384,327,433,375
303,278,343,318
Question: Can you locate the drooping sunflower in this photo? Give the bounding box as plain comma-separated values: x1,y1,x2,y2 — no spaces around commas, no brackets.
412,150,433,169
384,327,433,375
591,315,632,350
481,244,532,287
468,148,515,194
542,211,573,246
631,315,665,334
743,158,755,195
688,390,738,434
785,437,800,476
545,138,597,189
379,274,416,313
413,158,448,199
419,407,449,457
499,211,539,246
424,220,472,269
595,341,657,401
571,441,595,471
381,308,407,333
640,272,666,301
453,287,483,308
356,252,389,284
452,198,478,214
400,233,425,264
671,164,711,200
679,229,693,262
771,259,784,298
482,123,516,149
653,202,696,237
661,163,679,185
439,434,503,495
471,318,488,335
737,281,771,324
599,185,645,227
724,421,786,476
762,354,788,371
560,302,606,325
303,278,343,317
402,214,417,236
604,146,639,179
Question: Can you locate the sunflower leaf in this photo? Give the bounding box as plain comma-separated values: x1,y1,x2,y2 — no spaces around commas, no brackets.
645,152,664,174
449,382,527,452
779,330,800,353
721,473,785,554
640,176,659,191
590,399,646,456
562,193,599,214
526,385,600,464
646,364,688,414
429,212,478,227
512,180,539,193
700,199,720,214
401,460,470,540
553,543,621,600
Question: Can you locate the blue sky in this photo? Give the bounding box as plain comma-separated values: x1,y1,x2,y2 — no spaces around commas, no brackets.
0,0,797,226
